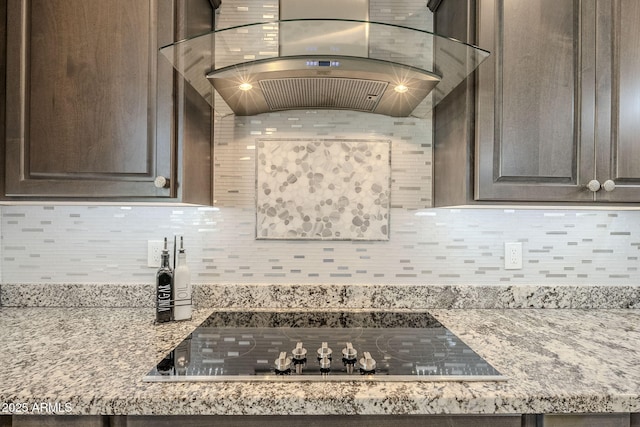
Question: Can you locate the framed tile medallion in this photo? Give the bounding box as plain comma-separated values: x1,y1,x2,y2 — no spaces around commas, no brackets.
256,139,391,240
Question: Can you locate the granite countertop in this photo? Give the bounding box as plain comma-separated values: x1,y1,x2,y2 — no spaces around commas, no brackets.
1,306,639,416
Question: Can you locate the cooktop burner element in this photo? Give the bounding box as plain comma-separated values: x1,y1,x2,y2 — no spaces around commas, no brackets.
144,311,505,382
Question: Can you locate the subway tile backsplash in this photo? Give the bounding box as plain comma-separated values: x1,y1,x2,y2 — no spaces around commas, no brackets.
2,1,638,288
1,205,639,285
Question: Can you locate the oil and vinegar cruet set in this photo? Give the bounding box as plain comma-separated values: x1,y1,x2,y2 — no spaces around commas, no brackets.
155,236,192,323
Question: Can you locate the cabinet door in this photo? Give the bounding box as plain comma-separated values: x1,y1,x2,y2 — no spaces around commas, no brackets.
541,413,630,427
11,416,109,427
593,0,640,202
475,0,596,202
121,415,521,427
4,0,174,198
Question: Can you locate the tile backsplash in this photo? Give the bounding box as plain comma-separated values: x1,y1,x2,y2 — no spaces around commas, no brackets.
2,1,638,287
1,205,639,285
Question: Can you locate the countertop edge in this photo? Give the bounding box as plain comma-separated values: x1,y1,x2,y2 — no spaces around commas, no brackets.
2,283,640,309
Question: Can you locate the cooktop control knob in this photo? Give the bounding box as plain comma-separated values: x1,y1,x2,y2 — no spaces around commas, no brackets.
292,342,307,361
274,351,292,374
319,354,332,371
359,351,376,374
292,342,307,374
317,342,332,360
342,342,358,362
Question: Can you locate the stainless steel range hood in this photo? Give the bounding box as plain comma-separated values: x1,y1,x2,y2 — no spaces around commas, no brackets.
205,0,438,117
207,56,440,117
159,2,489,118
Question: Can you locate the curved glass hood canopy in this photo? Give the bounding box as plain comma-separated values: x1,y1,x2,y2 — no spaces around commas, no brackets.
159,19,490,118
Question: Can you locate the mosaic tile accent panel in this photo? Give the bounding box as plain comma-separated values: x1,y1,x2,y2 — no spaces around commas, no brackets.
256,139,390,240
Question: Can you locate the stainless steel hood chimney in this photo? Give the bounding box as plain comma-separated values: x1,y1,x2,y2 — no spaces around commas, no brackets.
159,1,489,118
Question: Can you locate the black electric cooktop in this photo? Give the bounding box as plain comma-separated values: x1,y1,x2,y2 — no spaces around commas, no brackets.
144,311,505,382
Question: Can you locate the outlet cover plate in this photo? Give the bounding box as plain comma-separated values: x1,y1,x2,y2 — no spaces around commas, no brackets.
504,242,522,270
147,240,164,268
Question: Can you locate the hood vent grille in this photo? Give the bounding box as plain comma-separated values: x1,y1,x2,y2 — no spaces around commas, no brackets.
260,77,388,112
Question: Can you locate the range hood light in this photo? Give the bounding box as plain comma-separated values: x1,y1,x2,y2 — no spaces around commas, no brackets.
394,84,409,94
238,82,253,91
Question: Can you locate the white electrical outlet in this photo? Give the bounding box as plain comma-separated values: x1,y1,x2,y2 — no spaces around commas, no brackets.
504,242,523,270
147,240,164,268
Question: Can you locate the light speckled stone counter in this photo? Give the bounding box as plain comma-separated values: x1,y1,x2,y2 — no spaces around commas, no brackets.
2,283,640,309
1,307,639,416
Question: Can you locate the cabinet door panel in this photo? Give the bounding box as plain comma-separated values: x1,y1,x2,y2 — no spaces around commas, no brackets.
541,413,630,427
123,415,521,427
475,0,595,201
28,0,151,176
500,1,575,179
12,415,109,427
5,0,172,198
596,0,640,201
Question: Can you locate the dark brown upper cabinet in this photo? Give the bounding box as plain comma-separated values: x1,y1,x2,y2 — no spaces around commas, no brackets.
3,0,213,203
433,0,640,205
593,0,640,202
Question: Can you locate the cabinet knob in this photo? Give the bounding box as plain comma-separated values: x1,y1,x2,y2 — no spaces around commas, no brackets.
154,176,170,189
602,179,616,192
587,179,601,192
